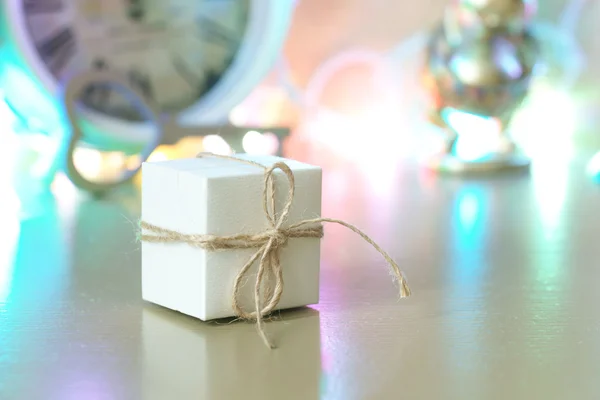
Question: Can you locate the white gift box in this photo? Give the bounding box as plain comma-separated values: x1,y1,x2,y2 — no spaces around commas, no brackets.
141,154,322,320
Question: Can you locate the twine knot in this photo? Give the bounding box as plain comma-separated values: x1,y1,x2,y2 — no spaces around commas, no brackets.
268,229,289,247
140,153,411,349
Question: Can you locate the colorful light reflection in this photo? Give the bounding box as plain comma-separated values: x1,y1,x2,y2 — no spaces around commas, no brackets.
526,159,570,358
0,214,20,303
0,91,62,218
452,185,487,256
457,189,483,236
530,157,569,242
445,184,488,385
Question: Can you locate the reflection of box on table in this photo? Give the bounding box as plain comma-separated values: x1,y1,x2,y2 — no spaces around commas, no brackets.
141,155,322,320
142,306,321,400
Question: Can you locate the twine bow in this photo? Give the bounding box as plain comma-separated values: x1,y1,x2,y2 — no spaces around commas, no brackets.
140,153,411,349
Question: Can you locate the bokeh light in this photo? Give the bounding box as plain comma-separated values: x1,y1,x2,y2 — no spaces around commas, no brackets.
202,134,232,155
586,152,600,180
511,84,578,160
443,108,502,161
242,130,279,155
147,151,168,163
72,147,104,180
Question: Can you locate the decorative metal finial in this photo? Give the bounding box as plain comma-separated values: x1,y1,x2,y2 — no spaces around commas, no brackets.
423,0,539,173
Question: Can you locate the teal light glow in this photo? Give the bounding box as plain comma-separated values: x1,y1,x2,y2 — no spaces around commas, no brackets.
442,108,501,161
453,185,487,255
1,65,61,130
444,185,488,387
0,87,63,203
458,192,481,234
0,215,20,303
586,152,600,181
0,93,17,125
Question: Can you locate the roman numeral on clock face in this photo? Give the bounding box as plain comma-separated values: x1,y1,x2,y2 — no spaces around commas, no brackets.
23,0,64,14
36,27,76,74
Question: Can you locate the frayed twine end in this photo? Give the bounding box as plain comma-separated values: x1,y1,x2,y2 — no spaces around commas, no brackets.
400,279,411,298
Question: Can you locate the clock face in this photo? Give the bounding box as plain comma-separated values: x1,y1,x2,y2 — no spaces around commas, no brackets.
21,0,250,121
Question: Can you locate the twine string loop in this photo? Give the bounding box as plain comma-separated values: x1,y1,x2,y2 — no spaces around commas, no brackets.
140,152,411,349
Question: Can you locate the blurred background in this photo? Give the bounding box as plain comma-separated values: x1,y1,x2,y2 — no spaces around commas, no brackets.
0,0,599,235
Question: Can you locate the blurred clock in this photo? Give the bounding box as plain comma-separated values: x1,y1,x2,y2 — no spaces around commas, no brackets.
0,0,294,155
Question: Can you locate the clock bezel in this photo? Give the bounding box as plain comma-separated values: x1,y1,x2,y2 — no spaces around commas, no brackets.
0,0,294,153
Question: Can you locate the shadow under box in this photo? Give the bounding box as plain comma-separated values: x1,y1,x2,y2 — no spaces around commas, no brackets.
142,305,322,400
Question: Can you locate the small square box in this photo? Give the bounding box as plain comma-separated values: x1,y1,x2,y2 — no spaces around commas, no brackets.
141,154,322,320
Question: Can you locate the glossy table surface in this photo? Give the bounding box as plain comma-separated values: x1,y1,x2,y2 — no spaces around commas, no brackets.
1,147,600,400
